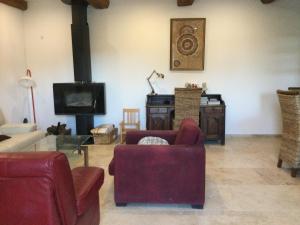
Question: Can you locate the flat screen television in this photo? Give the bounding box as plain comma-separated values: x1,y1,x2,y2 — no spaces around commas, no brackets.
53,83,106,115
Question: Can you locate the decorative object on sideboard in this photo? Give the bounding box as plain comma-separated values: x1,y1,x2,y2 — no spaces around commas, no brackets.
201,82,207,95
18,69,37,124
170,18,206,71
147,70,165,95
185,82,200,88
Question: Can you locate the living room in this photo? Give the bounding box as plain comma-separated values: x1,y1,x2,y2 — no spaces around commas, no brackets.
0,0,300,225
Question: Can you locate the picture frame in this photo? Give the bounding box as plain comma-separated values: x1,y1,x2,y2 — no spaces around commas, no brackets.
170,18,206,71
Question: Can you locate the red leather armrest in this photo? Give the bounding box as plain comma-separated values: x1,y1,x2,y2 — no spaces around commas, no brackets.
125,130,178,144
72,167,104,216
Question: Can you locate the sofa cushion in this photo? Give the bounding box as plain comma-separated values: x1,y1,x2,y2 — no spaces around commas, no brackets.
175,119,199,145
0,130,45,152
138,136,169,145
72,167,104,216
0,135,11,142
0,123,37,135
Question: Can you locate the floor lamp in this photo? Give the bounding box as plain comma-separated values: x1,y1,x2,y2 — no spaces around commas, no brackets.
18,69,37,124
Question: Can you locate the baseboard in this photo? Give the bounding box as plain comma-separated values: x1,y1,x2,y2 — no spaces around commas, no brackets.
225,134,281,138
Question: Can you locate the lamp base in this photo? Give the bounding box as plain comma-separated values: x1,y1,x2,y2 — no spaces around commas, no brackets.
148,91,157,95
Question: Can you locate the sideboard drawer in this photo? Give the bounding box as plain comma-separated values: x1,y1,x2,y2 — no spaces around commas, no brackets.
203,106,224,114
150,107,168,114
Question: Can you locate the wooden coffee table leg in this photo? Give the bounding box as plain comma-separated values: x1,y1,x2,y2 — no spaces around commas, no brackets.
277,159,283,168
81,145,89,167
291,168,297,178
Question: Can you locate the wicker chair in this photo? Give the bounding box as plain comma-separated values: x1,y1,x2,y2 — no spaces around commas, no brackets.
277,90,300,177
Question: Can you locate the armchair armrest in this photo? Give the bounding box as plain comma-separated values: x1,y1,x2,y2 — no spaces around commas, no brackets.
113,144,205,204
0,123,37,135
125,130,178,144
72,167,104,216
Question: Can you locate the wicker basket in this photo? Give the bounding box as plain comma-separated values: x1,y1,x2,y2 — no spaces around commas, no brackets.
92,128,118,145
277,90,300,168
173,88,202,129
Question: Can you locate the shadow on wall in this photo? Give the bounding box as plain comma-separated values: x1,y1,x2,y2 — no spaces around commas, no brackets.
236,92,281,135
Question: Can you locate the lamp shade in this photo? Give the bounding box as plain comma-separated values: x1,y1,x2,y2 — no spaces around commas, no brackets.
18,76,36,88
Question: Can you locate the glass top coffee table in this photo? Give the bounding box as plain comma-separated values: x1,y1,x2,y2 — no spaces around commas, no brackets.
24,135,93,167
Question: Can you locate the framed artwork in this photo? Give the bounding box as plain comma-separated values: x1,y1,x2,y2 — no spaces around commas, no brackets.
170,18,206,71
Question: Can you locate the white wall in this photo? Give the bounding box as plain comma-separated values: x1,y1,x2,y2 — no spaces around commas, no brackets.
0,4,27,123
22,0,300,134
24,0,76,131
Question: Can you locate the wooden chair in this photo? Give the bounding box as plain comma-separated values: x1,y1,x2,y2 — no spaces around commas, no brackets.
277,90,300,177
120,108,140,143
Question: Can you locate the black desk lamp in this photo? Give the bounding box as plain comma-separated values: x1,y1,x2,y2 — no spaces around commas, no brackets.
147,70,165,95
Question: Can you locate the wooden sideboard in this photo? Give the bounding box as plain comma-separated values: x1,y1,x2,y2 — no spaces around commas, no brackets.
146,94,226,145
146,95,175,130
199,95,225,145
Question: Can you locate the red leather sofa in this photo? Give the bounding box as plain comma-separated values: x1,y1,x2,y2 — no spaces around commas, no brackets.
109,118,206,209
0,152,104,225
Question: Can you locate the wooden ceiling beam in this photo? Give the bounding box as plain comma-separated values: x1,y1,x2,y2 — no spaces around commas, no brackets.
177,0,194,7
261,0,275,4
61,0,72,5
0,0,27,10
61,0,274,9
86,0,109,9
61,0,109,9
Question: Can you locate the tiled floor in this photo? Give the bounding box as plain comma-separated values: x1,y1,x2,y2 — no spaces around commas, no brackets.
74,136,300,225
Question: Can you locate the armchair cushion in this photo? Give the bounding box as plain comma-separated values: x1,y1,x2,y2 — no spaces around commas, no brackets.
138,136,169,145
126,130,178,145
0,123,37,135
175,119,200,145
109,130,177,175
72,167,104,216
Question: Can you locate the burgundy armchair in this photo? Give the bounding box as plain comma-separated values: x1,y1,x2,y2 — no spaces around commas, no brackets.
109,118,206,209
0,152,104,225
